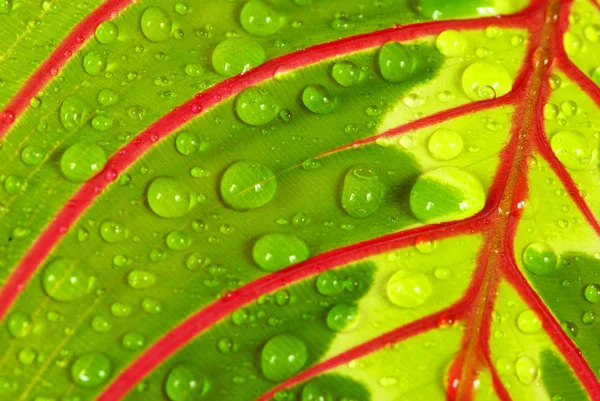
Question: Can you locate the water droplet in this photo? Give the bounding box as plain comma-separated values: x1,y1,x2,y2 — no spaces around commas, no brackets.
462,61,512,101
0,0,12,13
60,144,107,182
543,103,559,120
18,347,36,365
4,175,23,194
42,259,92,302
510,34,525,47
95,21,119,44
7,312,32,338
83,51,107,76
127,270,156,289
522,242,557,275
428,128,463,160
111,303,132,317
166,230,192,251
142,298,163,314
91,315,112,332
60,96,89,130
403,93,423,107
316,271,343,296
436,30,467,57
341,165,383,218
175,132,201,155
326,303,359,332
184,63,203,77
563,32,583,55
122,331,146,350
584,283,600,303
235,87,278,126
212,38,266,77
517,310,542,334
141,7,172,42
99,220,127,243
147,177,192,218
21,146,46,166
387,270,432,308
252,233,309,272
165,364,209,401
379,42,413,83
332,61,360,87
261,334,307,381
220,160,276,210
584,24,600,43
302,84,337,114
515,356,538,384
71,353,112,388
550,130,590,170
98,89,118,106
91,115,113,131
240,0,283,36
409,167,485,223
301,382,332,401
433,267,450,279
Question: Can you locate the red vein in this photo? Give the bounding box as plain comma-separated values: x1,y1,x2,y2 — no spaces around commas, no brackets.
555,57,600,106
0,10,540,322
0,0,135,137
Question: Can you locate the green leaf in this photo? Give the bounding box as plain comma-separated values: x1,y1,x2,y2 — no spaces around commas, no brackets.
0,0,599,401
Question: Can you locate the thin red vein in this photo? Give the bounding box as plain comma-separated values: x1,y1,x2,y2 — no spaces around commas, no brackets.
555,57,600,106
0,10,539,322
0,0,135,138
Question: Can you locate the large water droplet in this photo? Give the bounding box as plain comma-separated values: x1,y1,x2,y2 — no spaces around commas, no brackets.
60,96,89,131
302,84,337,114
261,334,307,381
584,283,600,303
220,160,276,210
7,312,32,338
240,0,283,37
550,130,590,170
164,364,209,401
140,7,172,42
427,128,463,161
83,51,107,76
517,310,542,334
341,165,383,218
253,233,309,272
235,87,278,126
71,353,112,388
332,61,360,87
462,61,512,100
147,177,192,218
326,303,359,332
515,356,538,384
387,270,432,308
42,259,92,302
95,21,119,44
409,167,485,223
379,42,413,83
60,144,107,182
436,30,467,57
522,242,557,275
212,38,266,77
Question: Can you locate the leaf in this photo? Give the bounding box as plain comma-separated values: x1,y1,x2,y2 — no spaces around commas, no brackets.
0,0,599,401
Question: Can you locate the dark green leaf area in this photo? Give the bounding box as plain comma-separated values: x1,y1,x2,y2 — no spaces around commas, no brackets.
539,350,588,401
280,373,371,401
526,252,600,378
124,262,375,401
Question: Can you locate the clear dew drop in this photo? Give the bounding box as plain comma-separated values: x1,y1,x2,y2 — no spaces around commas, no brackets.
584,283,600,303
316,271,343,296
240,0,283,37
235,87,279,126
550,130,590,170
184,63,203,77
461,61,512,101
60,144,107,183
301,382,332,401
60,96,89,131
516,310,542,334
409,167,485,223
175,132,201,155
42,259,93,302
166,230,192,251
71,353,112,388
122,331,146,350
427,128,464,161
127,269,156,289
252,233,309,272
522,242,558,276
515,356,538,384
5,175,24,194
0,0,12,13
220,160,276,210
435,30,467,57
147,177,192,218
7,312,32,338
302,84,337,114
95,21,119,44
21,146,46,166
331,61,360,87
165,363,209,401
326,303,359,332
212,38,266,77
98,88,118,107
563,32,583,55
341,165,383,218
140,7,172,42
99,220,127,243
387,270,432,308
379,41,413,83
83,51,107,76
261,334,307,382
